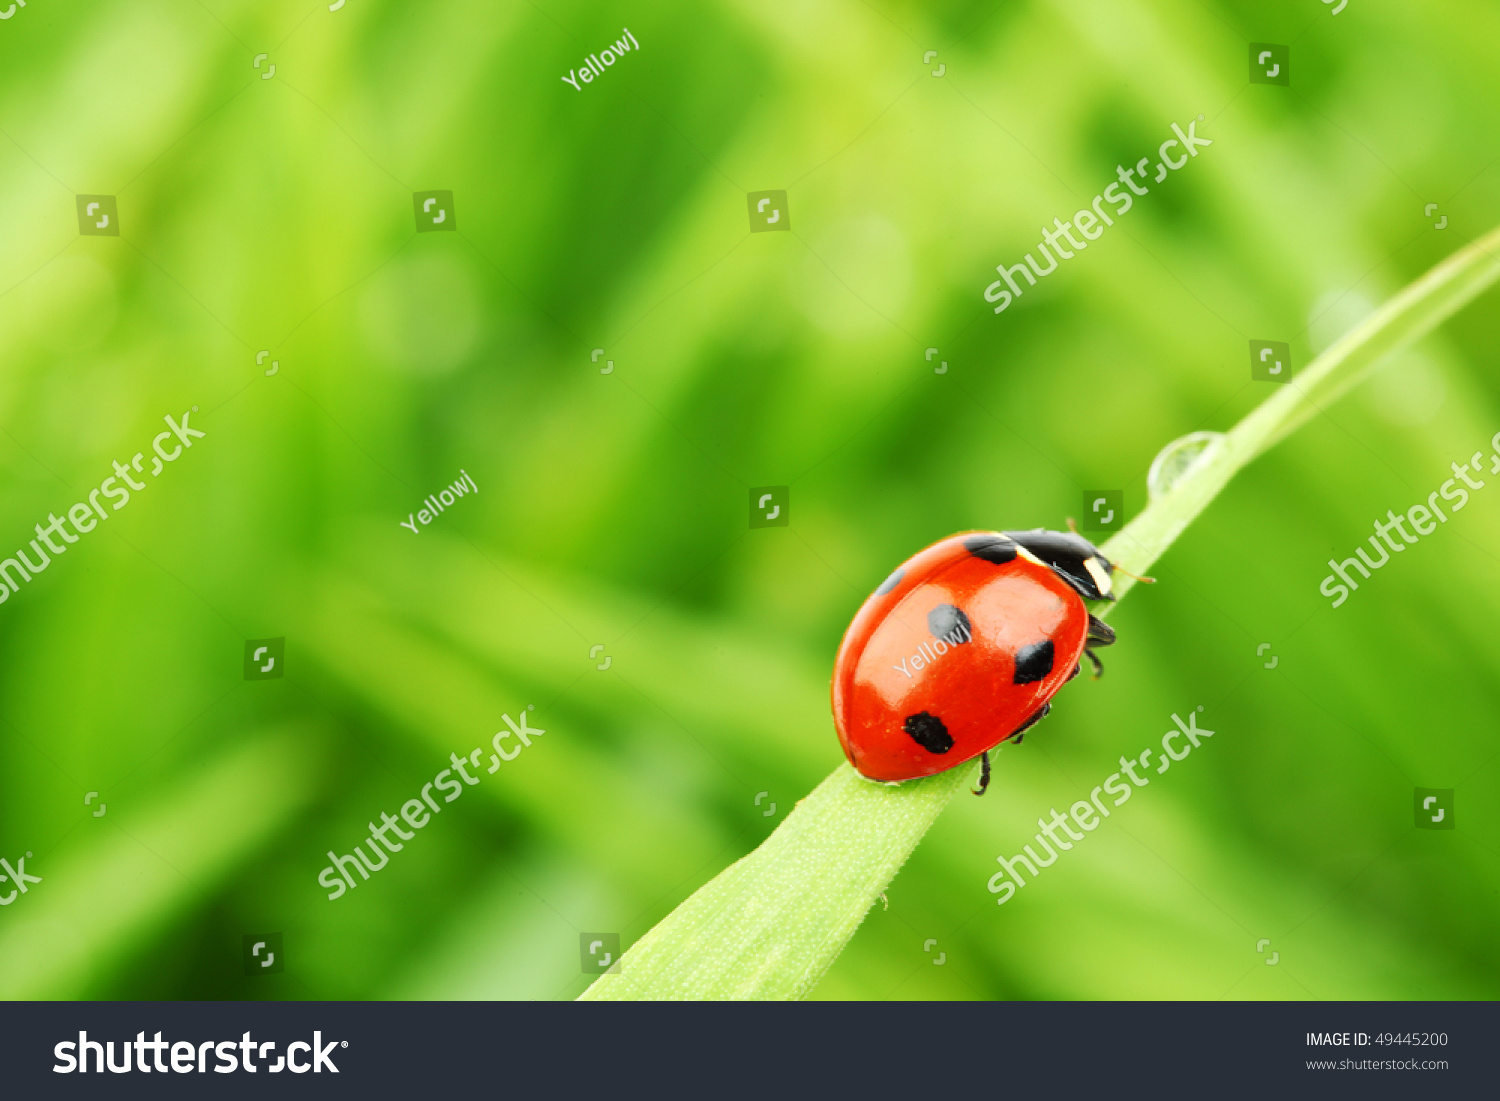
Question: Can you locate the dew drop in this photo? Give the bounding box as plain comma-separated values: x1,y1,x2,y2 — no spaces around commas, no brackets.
1147,431,1227,501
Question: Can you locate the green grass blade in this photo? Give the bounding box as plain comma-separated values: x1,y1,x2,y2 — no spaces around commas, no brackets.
1104,222,1500,604
579,223,1500,1001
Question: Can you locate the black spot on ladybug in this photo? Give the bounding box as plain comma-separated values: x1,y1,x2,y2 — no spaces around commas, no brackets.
1012,639,1055,684
875,568,904,595
926,603,972,645
963,534,1017,564
903,711,953,754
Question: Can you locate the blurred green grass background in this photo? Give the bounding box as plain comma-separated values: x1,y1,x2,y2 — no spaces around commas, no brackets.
0,0,1497,1000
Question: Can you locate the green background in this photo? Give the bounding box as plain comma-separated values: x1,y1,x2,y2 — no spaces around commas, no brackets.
0,0,1497,1000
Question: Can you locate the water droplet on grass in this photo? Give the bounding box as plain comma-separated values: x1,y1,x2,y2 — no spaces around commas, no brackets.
1147,431,1226,501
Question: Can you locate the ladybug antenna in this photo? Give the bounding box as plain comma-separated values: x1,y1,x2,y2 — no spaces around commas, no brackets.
1065,517,1079,535
1114,562,1156,584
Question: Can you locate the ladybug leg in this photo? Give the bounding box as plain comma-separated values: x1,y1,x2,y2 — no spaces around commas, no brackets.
1084,613,1115,679
972,751,991,796
974,696,1055,794
1005,701,1052,746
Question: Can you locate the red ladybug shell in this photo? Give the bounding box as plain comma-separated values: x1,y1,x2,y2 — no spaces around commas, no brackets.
832,532,1089,782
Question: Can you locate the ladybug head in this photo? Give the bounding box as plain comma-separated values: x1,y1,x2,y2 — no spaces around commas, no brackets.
1002,529,1116,601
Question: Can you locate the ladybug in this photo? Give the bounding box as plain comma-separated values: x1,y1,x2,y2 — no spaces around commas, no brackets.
832,529,1142,796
